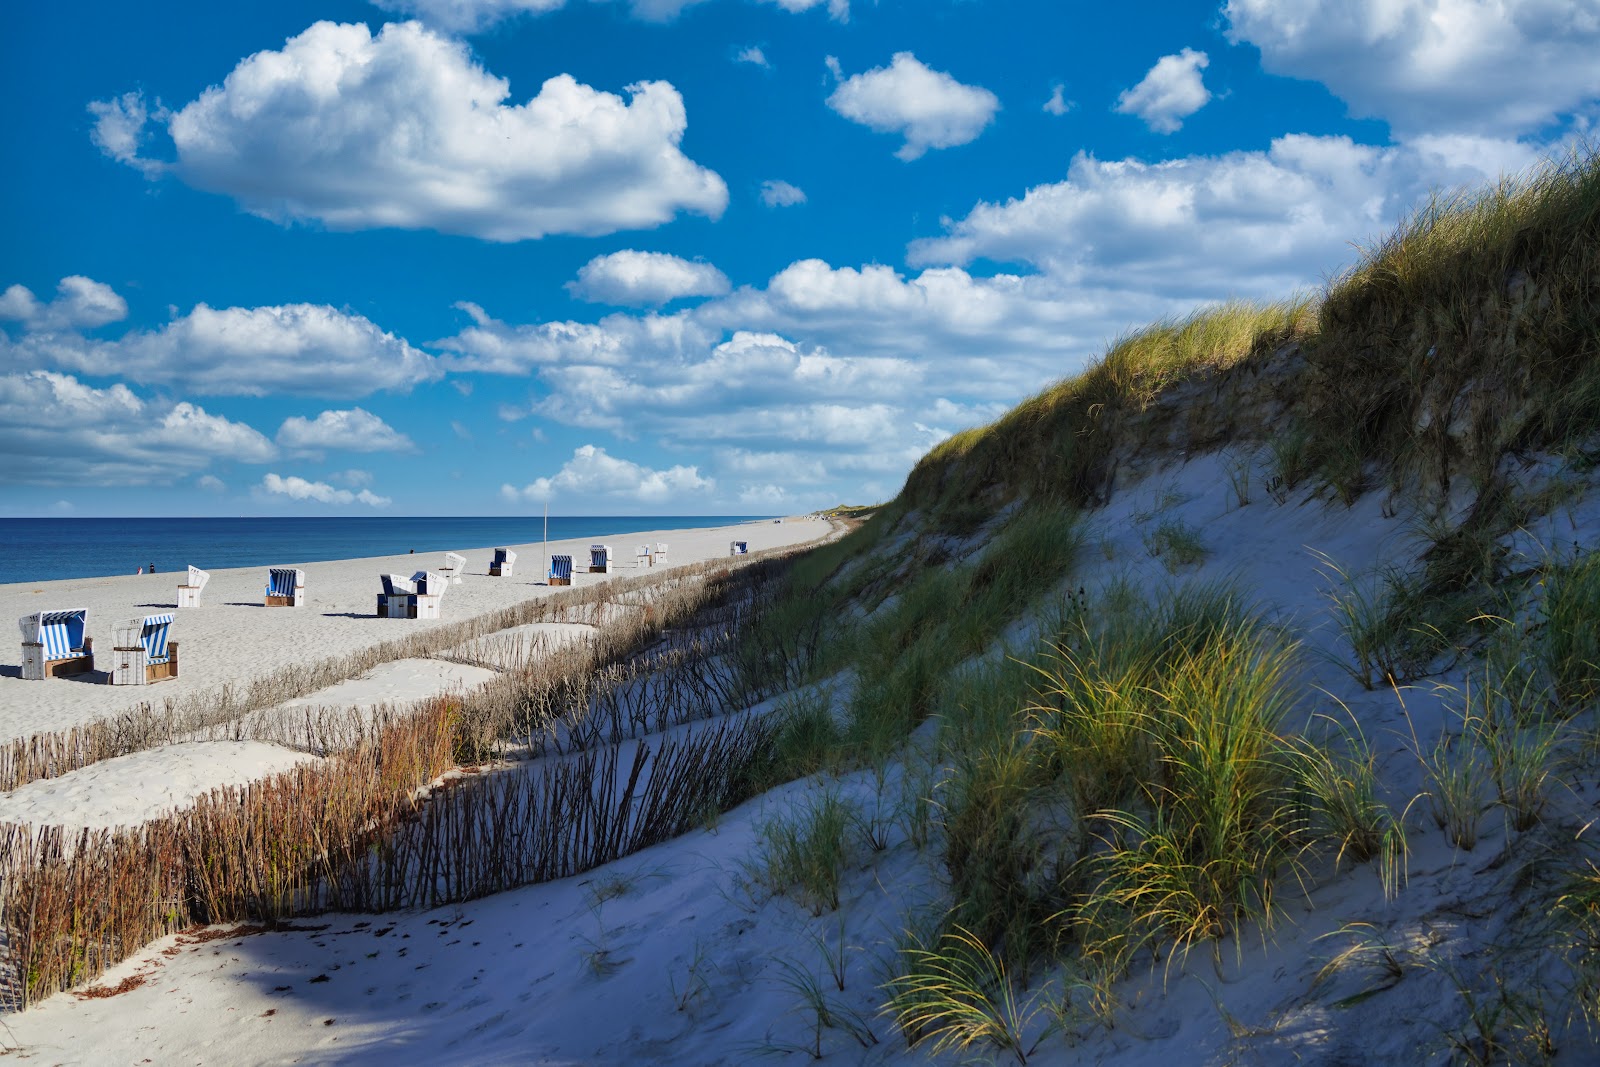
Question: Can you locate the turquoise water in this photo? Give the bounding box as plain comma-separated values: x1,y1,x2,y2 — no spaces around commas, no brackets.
0,516,776,584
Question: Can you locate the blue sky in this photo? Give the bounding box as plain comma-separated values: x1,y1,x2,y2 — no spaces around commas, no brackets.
3,1,1597,517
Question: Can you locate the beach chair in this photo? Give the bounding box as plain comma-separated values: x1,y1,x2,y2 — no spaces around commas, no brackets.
655,542,668,566
110,613,179,685
549,554,573,587
441,551,467,585
490,547,517,577
411,570,447,619
19,609,93,680
730,540,748,556
177,565,210,609
590,544,612,574
636,544,652,568
265,567,305,607
377,573,416,618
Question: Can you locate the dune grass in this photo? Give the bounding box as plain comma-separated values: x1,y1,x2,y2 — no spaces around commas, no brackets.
901,299,1315,526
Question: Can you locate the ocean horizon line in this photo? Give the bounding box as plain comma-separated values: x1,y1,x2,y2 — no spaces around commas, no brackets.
0,514,784,584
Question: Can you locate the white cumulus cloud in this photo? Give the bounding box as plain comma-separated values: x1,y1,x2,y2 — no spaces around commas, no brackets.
7,300,442,398
0,276,128,332
826,52,1000,160
759,179,807,207
568,251,731,306
1225,0,1600,137
501,444,713,504
735,46,770,68
92,21,727,242
907,134,1548,299
1043,84,1073,116
277,408,416,454
261,472,391,507
0,372,275,486
1115,48,1211,134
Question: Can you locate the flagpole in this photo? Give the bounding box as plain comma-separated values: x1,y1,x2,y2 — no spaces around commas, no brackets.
543,499,549,585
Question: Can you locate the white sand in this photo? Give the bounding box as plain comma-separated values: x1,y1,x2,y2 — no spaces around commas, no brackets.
269,658,499,715
0,741,318,832
0,517,829,743
445,621,597,671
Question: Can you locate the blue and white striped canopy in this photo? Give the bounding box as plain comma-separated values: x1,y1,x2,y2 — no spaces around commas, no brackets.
550,555,573,579
19,610,88,658
590,545,610,567
267,568,301,596
140,613,174,663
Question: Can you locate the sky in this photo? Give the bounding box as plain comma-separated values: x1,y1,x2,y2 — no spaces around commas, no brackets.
3,1,1598,517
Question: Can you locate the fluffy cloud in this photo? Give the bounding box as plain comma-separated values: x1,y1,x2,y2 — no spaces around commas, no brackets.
1115,48,1211,134
501,444,712,503
93,21,727,241
1225,0,1600,136
1043,85,1073,116
735,46,770,68
261,473,391,507
0,276,127,331
908,134,1547,299
826,52,1000,160
759,179,807,207
277,408,416,454
7,297,442,398
569,251,731,306
0,371,275,485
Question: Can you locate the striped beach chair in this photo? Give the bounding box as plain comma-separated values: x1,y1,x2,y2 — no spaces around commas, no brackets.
549,554,573,587
655,542,669,566
111,613,179,685
377,573,415,618
265,567,305,607
589,544,612,574
19,609,94,680
490,548,517,577
411,570,447,619
177,565,210,609
730,540,748,556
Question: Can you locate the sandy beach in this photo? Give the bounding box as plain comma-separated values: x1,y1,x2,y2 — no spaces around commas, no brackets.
1,516,830,744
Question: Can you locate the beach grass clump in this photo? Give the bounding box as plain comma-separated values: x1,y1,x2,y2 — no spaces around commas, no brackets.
753,789,856,915
1299,148,1600,499
883,924,1056,1065
1536,549,1600,713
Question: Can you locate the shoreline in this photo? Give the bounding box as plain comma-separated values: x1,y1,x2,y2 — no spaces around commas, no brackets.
0,515,830,744
0,513,785,585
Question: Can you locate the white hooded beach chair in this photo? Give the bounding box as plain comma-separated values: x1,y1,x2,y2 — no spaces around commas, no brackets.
378,573,416,618
549,554,573,587
411,570,448,619
110,613,179,685
730,540,748,556
19,609,93,680
635,544,652,568
490,547,517,577
590,544,612,574
265,567,305,607
177,565,210,609
441,552,467,585
655,542,668,566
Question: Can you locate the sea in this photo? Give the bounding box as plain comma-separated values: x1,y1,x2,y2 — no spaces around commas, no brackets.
0,515,778,584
